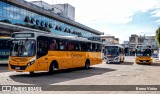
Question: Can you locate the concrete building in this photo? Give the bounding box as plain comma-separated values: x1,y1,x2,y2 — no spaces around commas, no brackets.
101,35,119,45
128,34,158,56
0,0,103,39
129,34,145,48
121,41,129,56
144,36,158,50
129,34,145,55
31,1,75,20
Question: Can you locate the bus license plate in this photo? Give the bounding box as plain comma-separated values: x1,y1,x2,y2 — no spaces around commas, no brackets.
143,61,146,62
15,67,20,70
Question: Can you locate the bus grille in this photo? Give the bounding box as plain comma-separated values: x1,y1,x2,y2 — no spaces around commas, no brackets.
10,58,28,62
10,64,26,70
139,60,150,62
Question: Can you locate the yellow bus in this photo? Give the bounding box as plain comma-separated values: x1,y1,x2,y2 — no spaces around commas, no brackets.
135,45,153,65
8,32,102,75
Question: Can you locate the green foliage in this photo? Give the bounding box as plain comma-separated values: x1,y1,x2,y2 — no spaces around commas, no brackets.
155,27,160,47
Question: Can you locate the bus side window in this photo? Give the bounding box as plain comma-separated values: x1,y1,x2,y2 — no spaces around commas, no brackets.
97,44,102,52
87,43,92,51
119,48,121,54
49,39,58,50
92,43,95,51
74,41,80,51
81,42,88,51
59,40,67,50
67,41,74,51
37,40,48,58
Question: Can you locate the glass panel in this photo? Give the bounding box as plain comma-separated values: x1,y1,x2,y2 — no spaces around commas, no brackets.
11,39,36,57
105,46,119,56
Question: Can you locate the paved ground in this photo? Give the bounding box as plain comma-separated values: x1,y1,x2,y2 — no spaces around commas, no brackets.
1,56,160,94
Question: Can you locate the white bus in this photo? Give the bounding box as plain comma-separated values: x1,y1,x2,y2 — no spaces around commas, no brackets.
103,45,125,64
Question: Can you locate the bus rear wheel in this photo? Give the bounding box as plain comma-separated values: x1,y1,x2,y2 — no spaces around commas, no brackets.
49,63,55,74
85,60,90,69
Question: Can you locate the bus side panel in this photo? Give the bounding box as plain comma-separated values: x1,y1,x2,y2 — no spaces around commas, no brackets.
89,52,102,66
48,51,88,69
48,51,73,70
35,55,49,71
71,52,86,68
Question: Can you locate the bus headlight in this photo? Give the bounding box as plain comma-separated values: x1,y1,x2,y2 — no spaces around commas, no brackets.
27,60,35,66
136,57,139,60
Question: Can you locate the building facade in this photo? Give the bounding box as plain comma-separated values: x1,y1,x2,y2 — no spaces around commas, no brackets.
0,0,103,39
31,1,75,20
121,41,129,56
129,34,145,55
101,35,119,45
144,36,158,50
53,4,75,21
128,34,158,56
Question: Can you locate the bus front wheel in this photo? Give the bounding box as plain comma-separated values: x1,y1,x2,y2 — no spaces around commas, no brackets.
29,72,34,76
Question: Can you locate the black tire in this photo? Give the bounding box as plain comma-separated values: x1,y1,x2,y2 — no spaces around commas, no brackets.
85,60,90,69
49,63,55,74
29,72,34,76
121,58,124,63
119,58,121,63
106,61,109,64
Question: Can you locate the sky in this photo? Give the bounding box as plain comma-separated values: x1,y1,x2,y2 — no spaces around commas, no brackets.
26,0,160,43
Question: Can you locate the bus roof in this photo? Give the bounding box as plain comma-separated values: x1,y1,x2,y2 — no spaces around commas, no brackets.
11,31,102,44
104,45,124,48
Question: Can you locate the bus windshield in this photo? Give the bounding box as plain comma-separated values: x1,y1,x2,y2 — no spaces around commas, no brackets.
136,49,152,56
105,46,119,56
10,39,36,57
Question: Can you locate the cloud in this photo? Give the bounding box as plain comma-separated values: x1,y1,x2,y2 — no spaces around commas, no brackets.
26,0,160,24
26,0,160,43
71,0,159,24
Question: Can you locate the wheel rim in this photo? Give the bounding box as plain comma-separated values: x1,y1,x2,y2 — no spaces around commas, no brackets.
86,62,89,68
52,64,55,71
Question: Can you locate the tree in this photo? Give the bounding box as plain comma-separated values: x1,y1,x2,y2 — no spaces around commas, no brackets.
155,27,160,47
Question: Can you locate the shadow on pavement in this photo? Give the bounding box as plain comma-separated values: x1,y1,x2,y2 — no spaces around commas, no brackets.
137,63,160,66
0,64,9,73
9,67,116,85
151,63,160,66
106,61,134,65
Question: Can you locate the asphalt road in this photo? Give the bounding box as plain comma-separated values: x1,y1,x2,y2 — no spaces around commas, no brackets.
1,56,160,94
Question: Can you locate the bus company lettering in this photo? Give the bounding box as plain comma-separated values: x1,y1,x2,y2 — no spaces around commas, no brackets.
71,53,82,58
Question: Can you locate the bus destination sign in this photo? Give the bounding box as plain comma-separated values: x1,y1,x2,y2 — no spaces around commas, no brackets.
12,33,35,38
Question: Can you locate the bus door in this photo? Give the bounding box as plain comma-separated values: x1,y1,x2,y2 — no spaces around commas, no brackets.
70,41,82,67
36,40,49,71
56,40,72,69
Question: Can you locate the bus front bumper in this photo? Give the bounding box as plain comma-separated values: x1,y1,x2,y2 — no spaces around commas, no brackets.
8,63,36,72
136,60,152,64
